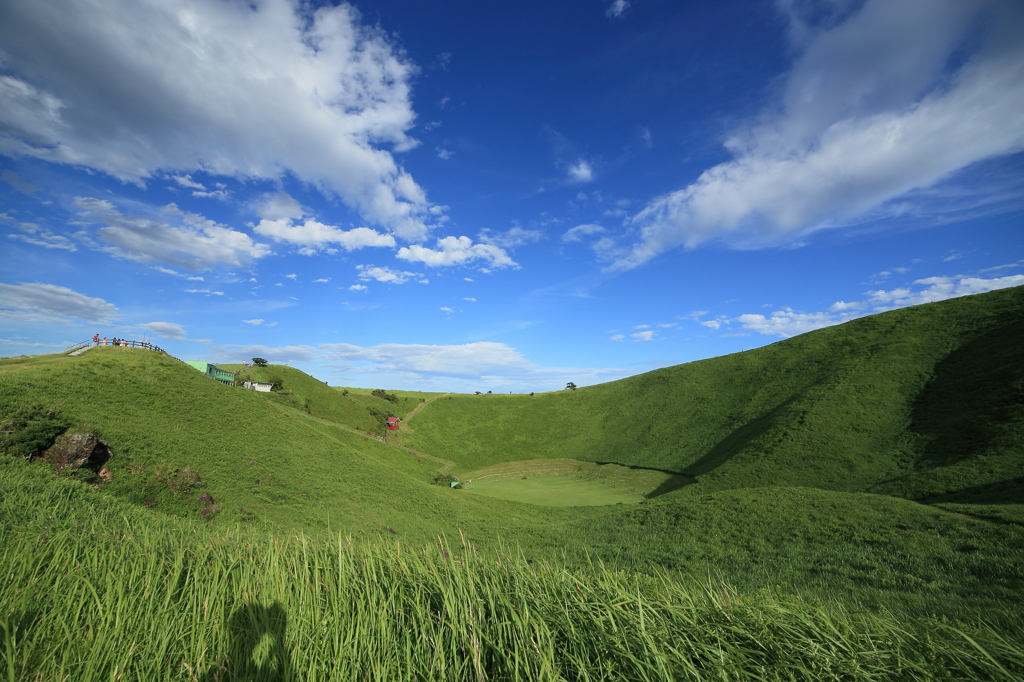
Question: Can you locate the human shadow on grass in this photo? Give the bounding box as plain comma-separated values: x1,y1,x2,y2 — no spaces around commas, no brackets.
200,602,296,682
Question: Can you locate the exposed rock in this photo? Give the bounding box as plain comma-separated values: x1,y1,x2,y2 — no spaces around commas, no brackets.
40,433,111,473
98,467,113,482
199,505,222,517
196,492,215,506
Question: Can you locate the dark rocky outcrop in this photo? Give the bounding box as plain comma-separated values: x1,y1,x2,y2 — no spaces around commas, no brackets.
40,433,111,473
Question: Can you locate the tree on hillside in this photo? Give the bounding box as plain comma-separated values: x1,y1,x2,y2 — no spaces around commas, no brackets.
252,357,268,366
566,382,577,390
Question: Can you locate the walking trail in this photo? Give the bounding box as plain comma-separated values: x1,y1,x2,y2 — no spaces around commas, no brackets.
272,394,460,480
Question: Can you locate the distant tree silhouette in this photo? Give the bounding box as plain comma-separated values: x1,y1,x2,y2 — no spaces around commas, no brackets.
566,382,577,390
252,357,268,366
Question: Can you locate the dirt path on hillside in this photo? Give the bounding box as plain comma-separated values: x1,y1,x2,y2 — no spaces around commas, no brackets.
402,394,448,421
273,402,460,480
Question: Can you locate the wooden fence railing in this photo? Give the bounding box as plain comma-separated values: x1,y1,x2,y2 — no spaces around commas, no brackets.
64,339,168,355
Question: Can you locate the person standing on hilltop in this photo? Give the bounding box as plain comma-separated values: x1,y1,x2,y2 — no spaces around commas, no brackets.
92,334,99,346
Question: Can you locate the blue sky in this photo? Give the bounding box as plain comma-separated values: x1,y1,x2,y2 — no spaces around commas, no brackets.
1,0,1022,392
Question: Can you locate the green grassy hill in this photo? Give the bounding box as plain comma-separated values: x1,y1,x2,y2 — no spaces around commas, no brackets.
404,286,1024,503
2,288,1024,679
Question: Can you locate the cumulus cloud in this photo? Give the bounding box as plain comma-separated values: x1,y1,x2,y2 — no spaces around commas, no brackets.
736,273,1024,337
0,0,441,240
631,330,655,341
0,282,117,323
242,319,264,325
73,197,270,271
349,284,368,291
615,0,1024,269
397,236,516,269
252,193,396,253
357,265,421,284
561,223,606,243
138,321,186,339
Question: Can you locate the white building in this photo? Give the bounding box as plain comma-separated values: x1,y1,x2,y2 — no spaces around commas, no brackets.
243,381,274,392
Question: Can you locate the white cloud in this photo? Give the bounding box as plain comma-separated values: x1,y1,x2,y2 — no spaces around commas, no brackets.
7,221,76,251
0,0,441,240
631,331,655,341
314,278,330,283
172,175,204,190
138,321,186,339
226,344,321,363
657,322,678,328
736,310,841,337
397,235,516,269
242,319,264,325
699,320,722,330
285,274,297,280
634,324,650,329
349,284,368,291
73,197,270,271
0,282,118,323
464,277,474,282
609,334,625,341
322,341,534,378
567,159,594,183
437,148,453,160
615,0,1024,269
478,226,544,249
185,288,224,296
464,297,476,302
867,274,1024,309
561,223,606,243
253,193,396,254
356,265,421,284
440,306,454,313
606,0,630,18
187,276,204,281
737,273,1024,337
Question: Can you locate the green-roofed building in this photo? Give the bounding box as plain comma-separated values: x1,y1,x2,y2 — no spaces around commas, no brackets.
185,361,235,385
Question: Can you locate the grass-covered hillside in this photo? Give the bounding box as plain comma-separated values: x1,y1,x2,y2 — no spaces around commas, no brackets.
2,288,1023,679
404,286,1024,504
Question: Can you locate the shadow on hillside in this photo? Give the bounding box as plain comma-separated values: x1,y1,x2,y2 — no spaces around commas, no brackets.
200,602,294,682
909,317,1024,470
646,474,694,499
681,398,799,479
921,477,1024,505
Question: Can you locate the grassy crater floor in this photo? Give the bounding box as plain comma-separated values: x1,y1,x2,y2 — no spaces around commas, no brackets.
462,458,688,506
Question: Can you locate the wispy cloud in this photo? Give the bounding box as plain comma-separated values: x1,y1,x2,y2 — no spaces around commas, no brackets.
615,0,1024,269
357,265,422,285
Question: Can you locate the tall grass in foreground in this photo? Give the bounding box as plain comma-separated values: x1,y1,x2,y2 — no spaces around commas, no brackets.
2,518,1022,682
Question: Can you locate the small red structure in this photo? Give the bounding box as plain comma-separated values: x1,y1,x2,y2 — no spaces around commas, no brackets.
386,417,401,431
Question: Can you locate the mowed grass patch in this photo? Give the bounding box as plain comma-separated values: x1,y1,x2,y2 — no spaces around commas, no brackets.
464,458,685,506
